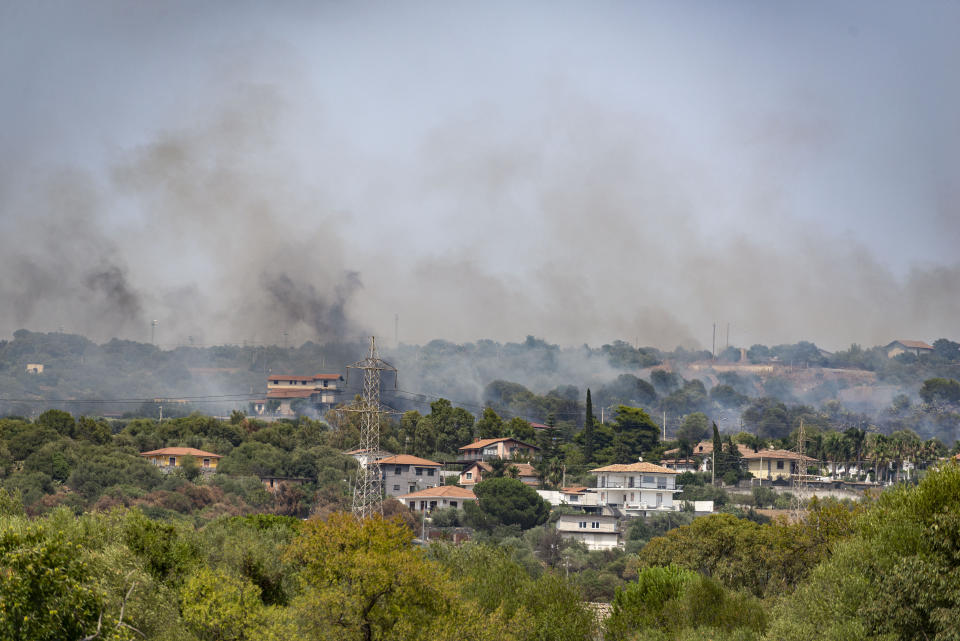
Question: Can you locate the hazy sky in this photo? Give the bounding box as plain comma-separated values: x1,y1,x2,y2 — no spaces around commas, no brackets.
2,1,958,351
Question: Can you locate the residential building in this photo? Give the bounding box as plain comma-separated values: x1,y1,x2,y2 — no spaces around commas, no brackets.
661,458,698,473
25,363,44,374
556,513,621,550
663,440,755,473
741,449,817,481
537,486,601,509
885,340,934,358
399,485,477,512
590,462,682,513
140,447,221,470
251,373,344,416
458,437,539,462
378,454,442,497
459,460,539,487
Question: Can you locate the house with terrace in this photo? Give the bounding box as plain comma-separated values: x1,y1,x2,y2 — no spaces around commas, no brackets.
458,437,539,462
377,454,442,497
251,373,344,416
590,461,682,514
556,513,621,550
741,448,817,481
399,485,477,512
459,460,539,487
140,447,221,471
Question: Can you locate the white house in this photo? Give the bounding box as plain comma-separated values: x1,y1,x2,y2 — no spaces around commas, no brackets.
590,462,682,513
556,514,621,550
251,373,344,416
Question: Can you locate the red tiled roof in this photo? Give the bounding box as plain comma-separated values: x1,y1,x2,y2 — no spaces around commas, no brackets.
561,486,589,494
398,485,477,500
459,437,539,451
890,340,933,350
664,440,753,457
313,374,343,380
377,454,442,466
591,462,678,474
140,447,221,458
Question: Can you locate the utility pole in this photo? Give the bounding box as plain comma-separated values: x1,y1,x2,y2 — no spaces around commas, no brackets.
151,319,158,345
712,322,716,359
344,336,397,519
662,411,666,441
394,313,399,348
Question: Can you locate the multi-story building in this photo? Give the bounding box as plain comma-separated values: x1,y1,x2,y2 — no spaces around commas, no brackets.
556,514,621,550
458,437,539,462
741,449,817,480
590,461,682,513
251,373,344,416
377,454,443,497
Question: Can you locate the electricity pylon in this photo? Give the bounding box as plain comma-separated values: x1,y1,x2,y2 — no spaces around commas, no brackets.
345,336,397,519
792,418,808,521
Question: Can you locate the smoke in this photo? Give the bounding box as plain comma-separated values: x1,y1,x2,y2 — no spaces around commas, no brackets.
2,3,959,352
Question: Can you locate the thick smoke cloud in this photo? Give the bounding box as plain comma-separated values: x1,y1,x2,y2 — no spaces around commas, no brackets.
1,3,959,351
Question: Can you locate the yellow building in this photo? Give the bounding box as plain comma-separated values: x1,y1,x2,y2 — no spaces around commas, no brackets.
140,447,221,469
741,449,816,480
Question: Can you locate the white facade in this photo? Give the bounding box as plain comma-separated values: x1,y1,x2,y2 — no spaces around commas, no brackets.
556,514,621,550
591,462,682,513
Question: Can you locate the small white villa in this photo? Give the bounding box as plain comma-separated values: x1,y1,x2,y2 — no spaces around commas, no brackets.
590,461,682,514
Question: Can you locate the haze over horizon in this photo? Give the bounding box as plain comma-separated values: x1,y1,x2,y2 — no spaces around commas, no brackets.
2,2,958,352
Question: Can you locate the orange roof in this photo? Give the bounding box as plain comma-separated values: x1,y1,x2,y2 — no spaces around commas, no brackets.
664,440,753,457
591,462,678,474
459,437,539,451
398,485,476,500
313,374,343,380
889,339,933,350
561,486,589,494
140,447,221,458
377,454,442,467
741,449,817,462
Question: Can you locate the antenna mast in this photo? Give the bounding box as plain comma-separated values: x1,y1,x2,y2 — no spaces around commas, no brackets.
345,336,397,519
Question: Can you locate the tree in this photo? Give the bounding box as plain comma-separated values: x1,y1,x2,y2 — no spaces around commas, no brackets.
919,377,960,406
180,567,271,641
464,477,550,531
677,412,709,444
473,408,503,440
610,406,660,464
286,513,452,641
583,389,595,463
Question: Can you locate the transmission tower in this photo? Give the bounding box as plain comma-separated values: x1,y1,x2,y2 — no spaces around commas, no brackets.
792,418,808,521
344,336,397,519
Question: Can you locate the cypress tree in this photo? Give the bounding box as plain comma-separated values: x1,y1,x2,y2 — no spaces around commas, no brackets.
584,389,595,463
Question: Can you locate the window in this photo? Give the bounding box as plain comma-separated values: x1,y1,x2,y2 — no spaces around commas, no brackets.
393,485,400,491
656,476,667,489
169,457,176,466
643,475,654,486
415,467,423,476
203,458,210,467
578,521,587,528
656,493,663,507
777,460,785,470
466,472,473,480
628,476,635,487
451,501,458,508
591,522,600,529
409,485,417,493
395,466,402,475
427,468,435,476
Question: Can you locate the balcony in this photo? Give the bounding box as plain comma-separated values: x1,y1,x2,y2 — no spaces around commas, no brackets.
596,482,681,491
